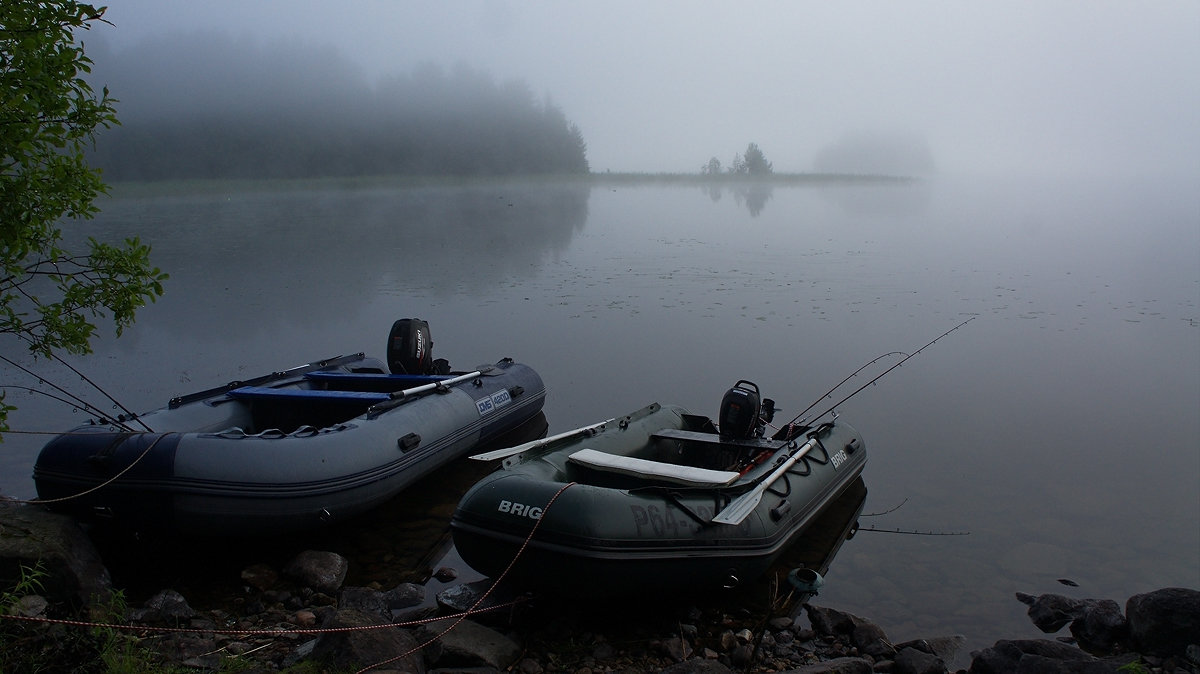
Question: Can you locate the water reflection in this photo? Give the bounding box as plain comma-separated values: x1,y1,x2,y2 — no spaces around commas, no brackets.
701,182,774,216
81,180,591,340
698,177,931,218
742,476,867,619
815,178,930,216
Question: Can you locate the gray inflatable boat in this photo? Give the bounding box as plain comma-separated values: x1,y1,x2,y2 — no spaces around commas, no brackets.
34,320,546,536
451,380,867,595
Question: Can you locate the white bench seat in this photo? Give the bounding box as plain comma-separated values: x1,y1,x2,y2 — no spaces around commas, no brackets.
568,448,740,487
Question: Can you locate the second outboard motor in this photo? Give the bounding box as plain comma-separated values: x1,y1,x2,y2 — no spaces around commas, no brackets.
387,318,434,374
719,380,762,439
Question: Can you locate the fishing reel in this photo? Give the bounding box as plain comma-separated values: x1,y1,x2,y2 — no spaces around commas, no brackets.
719,380,776,440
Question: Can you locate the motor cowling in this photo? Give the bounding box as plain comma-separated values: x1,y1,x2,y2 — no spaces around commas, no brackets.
387,318,434,374
719,380,762,439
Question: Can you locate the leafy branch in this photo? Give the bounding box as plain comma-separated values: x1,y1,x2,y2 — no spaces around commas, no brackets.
1,2,167,435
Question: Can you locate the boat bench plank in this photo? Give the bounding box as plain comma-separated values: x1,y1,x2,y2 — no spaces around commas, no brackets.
568,448,740,487
228,386,393,403
652,428,788,451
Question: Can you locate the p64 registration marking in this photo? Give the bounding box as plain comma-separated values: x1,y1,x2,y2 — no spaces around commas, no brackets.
476,389,512,416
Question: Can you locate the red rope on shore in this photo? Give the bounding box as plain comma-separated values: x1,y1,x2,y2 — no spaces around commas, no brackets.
358,480,577,673
0,595,529,635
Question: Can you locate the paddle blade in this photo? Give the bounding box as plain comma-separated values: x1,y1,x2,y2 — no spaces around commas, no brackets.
711,435,819,525
711,490,763,525
469,418,613,461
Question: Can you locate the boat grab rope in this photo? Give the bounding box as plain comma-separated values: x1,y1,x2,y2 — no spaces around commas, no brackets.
6,432,172,506
0,481,579,673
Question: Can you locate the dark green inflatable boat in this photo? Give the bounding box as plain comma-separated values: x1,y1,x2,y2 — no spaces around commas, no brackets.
450,380,867,595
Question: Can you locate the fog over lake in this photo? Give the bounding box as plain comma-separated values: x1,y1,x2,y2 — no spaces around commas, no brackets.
2,0,1197,659
3,173,1196,651
86,2,1197,176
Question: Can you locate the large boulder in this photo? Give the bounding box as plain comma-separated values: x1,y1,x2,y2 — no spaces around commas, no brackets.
127,588,196,625
969,639,1090,673
282,549,348,594
1126,587,1200,658
851,619,896,659
311,607,424,672
1016,592,1085,633
337,586,390,621
419,617,521,670
804,604,866,636
1016,592,1131,656
967,638,1139,674
894,646,947,674
1069,598,1128,655
786,657,874,674
0,500,112,607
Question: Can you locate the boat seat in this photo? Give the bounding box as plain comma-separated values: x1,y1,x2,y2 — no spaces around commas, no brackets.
567,448,740,487
227,386,393,403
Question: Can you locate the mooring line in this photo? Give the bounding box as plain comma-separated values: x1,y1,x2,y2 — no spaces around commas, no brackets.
6,432,170,506
358,480,577,673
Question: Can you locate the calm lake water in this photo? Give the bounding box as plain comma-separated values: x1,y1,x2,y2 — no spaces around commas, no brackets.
3,173,1197,653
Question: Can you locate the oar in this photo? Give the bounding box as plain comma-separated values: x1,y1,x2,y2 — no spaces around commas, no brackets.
470,418,614,461
366,370,484,417
388,370,482,399
711,432,823,525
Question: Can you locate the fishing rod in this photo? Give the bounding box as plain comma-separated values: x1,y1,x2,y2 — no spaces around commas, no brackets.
41,348,153,432
859,525,970,537
0,385,111,416
785,351,907,428
0,351,151,432
0,353,133,430
787,317,976,429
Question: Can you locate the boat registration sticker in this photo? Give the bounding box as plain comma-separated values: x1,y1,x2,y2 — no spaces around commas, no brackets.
476,389,512,416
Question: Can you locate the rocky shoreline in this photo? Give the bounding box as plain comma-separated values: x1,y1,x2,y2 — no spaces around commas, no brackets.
2,500,1197,673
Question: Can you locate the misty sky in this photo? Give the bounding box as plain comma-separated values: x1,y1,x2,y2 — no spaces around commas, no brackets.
92,1,1199,178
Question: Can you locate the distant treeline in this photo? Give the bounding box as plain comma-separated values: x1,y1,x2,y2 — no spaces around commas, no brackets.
86,34,589,181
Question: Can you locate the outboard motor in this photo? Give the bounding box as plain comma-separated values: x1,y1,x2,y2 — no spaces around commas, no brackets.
387,318,435,374
719,380,763,439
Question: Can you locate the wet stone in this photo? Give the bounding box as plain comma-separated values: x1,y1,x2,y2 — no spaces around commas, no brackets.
892,646,945,674
769,616,794,631
16,594,48,617
337,585,389,620
383,581,425,609
128,588,196,624
240,562,278,591
282,550,348,594
662,636,694,661
1126,587,1200,659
